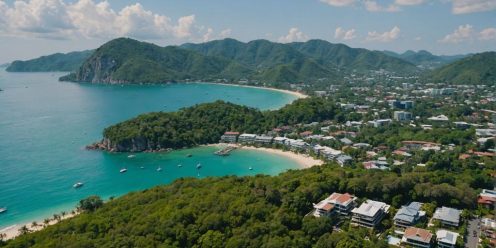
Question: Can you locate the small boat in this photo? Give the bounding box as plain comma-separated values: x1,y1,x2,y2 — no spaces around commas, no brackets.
140,166,145,169
127,155,136,158
177,164,182,167
186,154,192,157
196,163,202,169
156,167,162,172
0,207,7,214
249,167,253,170
120,168,127,173
73,182,84,188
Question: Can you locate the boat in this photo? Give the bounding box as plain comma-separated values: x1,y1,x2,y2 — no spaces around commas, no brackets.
177,164,182,167
186,154,192,157
0,207,7,214
249,167,253,170
140,166,145,169
127,154,136,158
156,167,162,172
73,182,84,188
196,163,202,169
120,168,127,173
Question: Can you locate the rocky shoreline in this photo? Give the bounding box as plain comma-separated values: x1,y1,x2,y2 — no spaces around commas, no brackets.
86,138,174,153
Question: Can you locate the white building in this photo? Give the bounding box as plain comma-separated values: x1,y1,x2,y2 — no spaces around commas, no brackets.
432,207,461,227
313,192,357,217
238,134,257,143
436,229,459,248
351,200,390,228
394,111,413,122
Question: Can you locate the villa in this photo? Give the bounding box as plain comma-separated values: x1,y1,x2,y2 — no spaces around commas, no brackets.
351,200,390,228
478,189,496,209
432,207,461,227
436,230,459,248
313,192,357,217
401,227,433,248
254,135,273,144
220,131,239,143
393,202,424,229
238,133,257,143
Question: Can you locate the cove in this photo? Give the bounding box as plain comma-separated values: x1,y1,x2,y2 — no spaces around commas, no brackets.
0,71,300,229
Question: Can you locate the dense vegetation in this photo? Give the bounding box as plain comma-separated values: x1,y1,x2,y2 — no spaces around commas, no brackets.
60,37,419,85
2,161,492,247
428,52,496,85
100,98,337,152
6,51,93,72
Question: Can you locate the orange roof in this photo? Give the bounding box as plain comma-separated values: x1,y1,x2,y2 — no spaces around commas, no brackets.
224,132,239,135
459,154,471,160
404,227,433,243
474,152,496,157
478,196,496,205
329,193,353,205
321,203,334,211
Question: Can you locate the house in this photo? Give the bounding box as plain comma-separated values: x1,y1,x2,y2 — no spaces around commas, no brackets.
394,202,424,229
476,129,496,137
220,132,239,143
394,111,413,122
402,141,441,151
363,160,389,170
428,115,449,122
286,139,308,151
401,227,433,248
238,134,257,143
368,119,392,128
353,143,371,149
436,230,459,248
389,100,414,109
480,218,496,247
254,135,273,144
351,200,390,228
313,192,357,217
273,137,287,145
453,121,470,129
478,189,496,209
320,147,342,160
340,138,353,146
336,155,352,166
432,207,461,227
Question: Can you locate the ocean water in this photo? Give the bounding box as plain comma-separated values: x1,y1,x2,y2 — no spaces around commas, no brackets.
0,71,300,229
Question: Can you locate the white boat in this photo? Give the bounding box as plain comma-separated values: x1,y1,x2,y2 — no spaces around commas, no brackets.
140,166,145,169
127,155,136,158
156,167,162,172
249,167,253,170
0,207,7,214
73,182,84,188
177,164,182,167
196,163,202,169
120,168,127,173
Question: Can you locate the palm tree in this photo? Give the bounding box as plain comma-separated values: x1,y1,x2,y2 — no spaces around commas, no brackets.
53,214,60,221
31,221,38,228
43,218,50,227
18,225,30,235
61,211,66,218
0,233,6,241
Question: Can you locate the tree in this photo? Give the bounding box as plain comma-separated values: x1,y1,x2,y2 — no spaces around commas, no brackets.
196,230,225,248
78,195,104,212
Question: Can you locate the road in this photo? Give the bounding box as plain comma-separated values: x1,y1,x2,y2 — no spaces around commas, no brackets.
465,218,480,248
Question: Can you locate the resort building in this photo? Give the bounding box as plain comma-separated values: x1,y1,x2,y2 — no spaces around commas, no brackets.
389,100,414,110
254,135,273,144
220,132,239,143
363,160,389,170
436,230,459,248
394,202,424,229
336,155,353,167
238,134,257,143
351,200,390,228
478,189,496,209
401,227,433,248
432,207,461,227
394,111,413,122
313,192,357,217
273,137,287,145
428,115,449,122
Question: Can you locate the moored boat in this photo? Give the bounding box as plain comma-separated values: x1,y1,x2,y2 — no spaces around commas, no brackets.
73,182,84,188
0,207,7,214
120,168,127,173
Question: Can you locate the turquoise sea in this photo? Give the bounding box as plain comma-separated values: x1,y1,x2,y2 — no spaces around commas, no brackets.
0,71,300,229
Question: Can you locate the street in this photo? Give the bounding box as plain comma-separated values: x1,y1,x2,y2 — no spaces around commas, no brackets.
466,218,481,248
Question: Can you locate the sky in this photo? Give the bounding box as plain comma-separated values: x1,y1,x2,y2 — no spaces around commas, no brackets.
0,0,495,64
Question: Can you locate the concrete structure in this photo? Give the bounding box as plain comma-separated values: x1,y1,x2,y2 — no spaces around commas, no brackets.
351,200,390,228
436,229,459,248
389,100,414,109
313,192,357,217
394,111,413,122
432,207,461,227
220,132,239,143
336,155,353,166
401,227,433,248
478,189,496,209
254,135,273,144
238,134,257,143
394,202,423,229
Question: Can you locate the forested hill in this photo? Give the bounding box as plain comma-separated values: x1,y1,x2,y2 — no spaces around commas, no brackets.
2,163,488,247
92,98,337,152
428,51,496,85
6,50,93,72
382,50,467,68
59,37,418,85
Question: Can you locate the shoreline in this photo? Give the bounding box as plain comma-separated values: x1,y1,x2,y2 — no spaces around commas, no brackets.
208,143,323,168
198,82,308,99
0,211,79,240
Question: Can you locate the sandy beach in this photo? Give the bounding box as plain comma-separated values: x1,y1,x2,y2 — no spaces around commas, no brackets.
239,146,323,168
0,211,78,240
199,82,308,99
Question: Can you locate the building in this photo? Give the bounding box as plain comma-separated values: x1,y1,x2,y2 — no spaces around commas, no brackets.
394,202,423,229
313,192,357,217
389,100,414,109
238,134,257,143
254,135,273,144
394,111,413,122
432,207,461,227
478,189,496,209
363,160,389,170
340,138,353,146
336,155,353,167
436,230,459,248
480,218,496,247
220,132,239,143
401,227,433,248
368,119,392,128
351,200,390,228
273,137,287,145
428,115,449,122
402,141,441,151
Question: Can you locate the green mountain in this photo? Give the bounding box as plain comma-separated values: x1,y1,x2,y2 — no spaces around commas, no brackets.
428,52,496,85
6,50,93,72
383,50,467,69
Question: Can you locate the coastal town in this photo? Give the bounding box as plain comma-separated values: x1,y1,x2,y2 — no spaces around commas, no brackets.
213,80,496,248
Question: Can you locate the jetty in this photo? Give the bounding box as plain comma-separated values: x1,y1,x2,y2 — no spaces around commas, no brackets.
214,145,237,156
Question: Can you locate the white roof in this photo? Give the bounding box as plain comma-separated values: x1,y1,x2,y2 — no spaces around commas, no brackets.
436,230,459,245
352,200,390,217
428,115,449,121
240,133,257,138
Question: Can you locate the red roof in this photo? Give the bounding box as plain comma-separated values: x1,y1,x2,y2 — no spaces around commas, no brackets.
321,203,334,211
224,132,239,135
329,193,353,205
404,227,433,243
459,154,471,160
478,196,496,205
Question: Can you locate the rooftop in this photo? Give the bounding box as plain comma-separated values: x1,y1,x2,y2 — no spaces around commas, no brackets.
394,202,422,223
403,227,433,243
436,230,459,245
433,207,461,224
352,200,390,217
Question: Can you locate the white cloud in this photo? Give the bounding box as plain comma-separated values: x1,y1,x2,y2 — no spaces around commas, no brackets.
451,0,496,14
0,0,212,41
219,29,232,38
278,27,309,43
320,0,355,7
478,28,496,41
439,24,474,43
415,36,422,41
394,0,425,5
366,26,401,42
364,0,401,12
334,27,356,40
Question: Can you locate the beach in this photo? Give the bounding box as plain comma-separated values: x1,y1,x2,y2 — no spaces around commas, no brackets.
1,211,78,240
200,82,308,99
239,146,323,168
